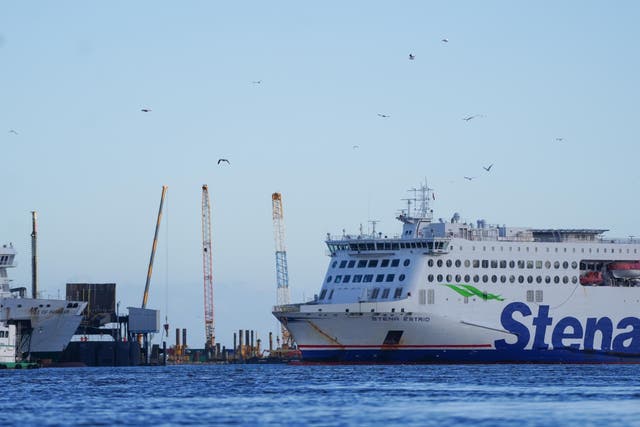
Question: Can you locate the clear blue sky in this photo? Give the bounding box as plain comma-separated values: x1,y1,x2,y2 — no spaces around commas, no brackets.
2,2,639,349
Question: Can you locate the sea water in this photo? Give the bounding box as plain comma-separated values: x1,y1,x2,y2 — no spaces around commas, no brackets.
2,364,640,426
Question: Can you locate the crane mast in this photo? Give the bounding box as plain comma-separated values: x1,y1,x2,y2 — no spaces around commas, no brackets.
272,193,292,347
202,185,215,351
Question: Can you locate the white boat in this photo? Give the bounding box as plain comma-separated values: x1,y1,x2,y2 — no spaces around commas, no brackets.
0,243,87,361
273,182,640,363
0,322,17,364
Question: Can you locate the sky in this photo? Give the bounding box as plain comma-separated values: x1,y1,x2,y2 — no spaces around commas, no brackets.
1,2,639,350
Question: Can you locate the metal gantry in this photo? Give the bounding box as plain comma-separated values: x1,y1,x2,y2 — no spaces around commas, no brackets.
202,185,215,351
272,193,292,347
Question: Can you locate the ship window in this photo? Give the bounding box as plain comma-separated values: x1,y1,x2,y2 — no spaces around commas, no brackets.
527,276,533,283
446,274,452,282
381,259,390,268
376,274,385,283
536,261,543,269
509,275,515,283
382,288,390,299
391,259,400,267
545,276,551,284
368,260,379,268
377,243,385,250
536,276,542,283
348,260,356,268
393,287,403,298
464,260,471,268
464,274,471,282
491,275,497,283
509,261,515,268
353,275,363,283
419,289,426,305
335,275,342,283
473,260,480,268
437,274,443,282
332,261,337,268
491,260,498,268
455,274,461,282
328,290,334,299
327,276,333,283
563,261,569,269
386,274,395,282
500,275,506,283
404,259,410,266
500,260,507,268
363,274,373,283
554,261,560,269
572,276,578,284
340,260,347,268
563,276,569,284
526,290,534,302
455,260,461,268
518,275,524,283
535,290,543,302
482,260,489,268
554,276,560,284
517,260,525,269
427,274,434,282
437,259,443,267
427,259,434,267
446,259,452,267
371,288,380,299
545,261,551,269
358,260,367,268
391,243,400,250
343,275,351,283
319,290,327,299
482,275,488,283
473,275,479,283
527,261,534,269
399,274,405,282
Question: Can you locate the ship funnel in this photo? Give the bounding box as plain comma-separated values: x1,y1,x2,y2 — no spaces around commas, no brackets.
451,212,460,223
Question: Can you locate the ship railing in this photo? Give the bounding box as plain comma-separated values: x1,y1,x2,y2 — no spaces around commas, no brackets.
273,304,301,313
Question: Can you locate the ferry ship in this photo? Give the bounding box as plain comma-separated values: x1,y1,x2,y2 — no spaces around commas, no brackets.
0,243,87,361
273,183,640,363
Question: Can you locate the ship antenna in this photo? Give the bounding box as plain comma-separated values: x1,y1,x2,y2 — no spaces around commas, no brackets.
369,220,379,237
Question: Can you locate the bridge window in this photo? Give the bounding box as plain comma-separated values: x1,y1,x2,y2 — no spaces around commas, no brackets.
328,290,334,300
348,260,355,268
391,259,400,267
386,274,395,282
327,276,333,283
334,276,342,284
371,288,380,299
381,259,390,268
393,287,403,298
319,290,327,299
343,275,351,283
376,274,385,283
339,260,347,268
353,275,362,283
368,260,379,268
382,288,390,299
358,260,367,268
363,275,373,283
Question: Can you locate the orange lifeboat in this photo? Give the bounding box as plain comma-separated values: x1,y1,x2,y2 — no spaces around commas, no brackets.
608,261,640,279
580,271,603,285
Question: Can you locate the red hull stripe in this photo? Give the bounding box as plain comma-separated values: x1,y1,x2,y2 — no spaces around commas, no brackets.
298,344,493,349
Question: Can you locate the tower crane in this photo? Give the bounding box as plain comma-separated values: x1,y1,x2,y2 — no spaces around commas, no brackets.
272,192,292,348
202,185,215,355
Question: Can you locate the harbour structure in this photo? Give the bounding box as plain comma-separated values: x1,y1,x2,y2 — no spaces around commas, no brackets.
202,185,215,356
271,193,292,348
274,181,640,363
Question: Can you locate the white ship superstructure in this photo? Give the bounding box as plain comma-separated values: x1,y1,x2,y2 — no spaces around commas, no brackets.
0,244,86,360
274,183,640,363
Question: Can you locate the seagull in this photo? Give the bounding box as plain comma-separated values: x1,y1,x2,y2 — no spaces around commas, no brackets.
352,145,360,149
252,80,262,84
140,108,152,113
217,158,230,165
483,164,493,172
462,114,483,121
441,38,449,43
555,137,564,142
408,54,415,60
377,113,390,118
464,176,476,181
8,129,18,135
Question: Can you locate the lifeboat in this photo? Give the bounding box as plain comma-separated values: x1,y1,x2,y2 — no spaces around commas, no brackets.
608,261,640,279
580,271,603,285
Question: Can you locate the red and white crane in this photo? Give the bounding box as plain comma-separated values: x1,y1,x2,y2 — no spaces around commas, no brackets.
272,192,292,347
202,185,215,352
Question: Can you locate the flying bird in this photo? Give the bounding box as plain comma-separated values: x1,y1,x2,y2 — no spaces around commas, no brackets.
377,113,390,118
8,129,18,135
252,80,262,84
217,158,230,165
352,145,360,149
555,137,564,142
408,53,415,60
140,108,152,113
441,38,449,43
463,176,476,181
462,114,483,121
483,164,493,172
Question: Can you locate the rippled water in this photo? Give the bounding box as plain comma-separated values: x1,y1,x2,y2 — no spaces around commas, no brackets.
2,364,640,426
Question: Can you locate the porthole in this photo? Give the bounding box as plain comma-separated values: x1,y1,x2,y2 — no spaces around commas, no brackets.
455,274,461,282
464,274,471,282
473,275,479,283
509,261,515,268
500,275,506,283
455,260,461,268
482,275,488,283
332,261,337,268
491,275,497,283
509,275,515,283
446,274,453,282
545,276,551,284
571,261,578,269
404,259,410,267
545,261,551,269
446,259,452,267
563,276,569,284
536,276,542,283
427,274,434,282
562,261,569,269
464,260,471,268
437,259,443,267
554,276,560,284
427,259,434,267
518,275,524,284
554,261,560,269
437,274,443,282
399,274,405,282
327,276,333,283
572,276,578,284
527,276,533,284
